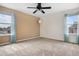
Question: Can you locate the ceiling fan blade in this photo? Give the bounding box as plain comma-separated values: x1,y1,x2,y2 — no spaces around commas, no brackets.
41,7,51,9
27,7,36,9
33,10,38,13
41,10,45,14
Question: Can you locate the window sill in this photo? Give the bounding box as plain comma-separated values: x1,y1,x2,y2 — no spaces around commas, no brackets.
0,34,12,36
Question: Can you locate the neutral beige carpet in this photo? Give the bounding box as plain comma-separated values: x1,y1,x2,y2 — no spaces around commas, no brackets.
0,37,79,56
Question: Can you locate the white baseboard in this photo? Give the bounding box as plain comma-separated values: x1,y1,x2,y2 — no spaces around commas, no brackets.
0,36,40,46
40,36,64,41
16,36,40,42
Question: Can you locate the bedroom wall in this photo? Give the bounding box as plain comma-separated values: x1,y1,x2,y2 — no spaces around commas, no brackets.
40,12,65,41
0,6,40,43
40,8,79,41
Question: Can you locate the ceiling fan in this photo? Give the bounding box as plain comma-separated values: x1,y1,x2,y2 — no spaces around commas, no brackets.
27,3,51,14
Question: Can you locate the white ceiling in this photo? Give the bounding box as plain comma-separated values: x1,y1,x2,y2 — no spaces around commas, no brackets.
0,3,79,17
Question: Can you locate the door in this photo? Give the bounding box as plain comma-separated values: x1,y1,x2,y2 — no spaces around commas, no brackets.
64,15,79,44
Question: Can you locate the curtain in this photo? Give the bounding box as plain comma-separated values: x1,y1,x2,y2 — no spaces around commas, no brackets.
11,14,16,43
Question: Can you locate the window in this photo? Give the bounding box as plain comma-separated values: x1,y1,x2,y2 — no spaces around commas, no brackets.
65,15,79,43
66,16,77,35
0,13,12,35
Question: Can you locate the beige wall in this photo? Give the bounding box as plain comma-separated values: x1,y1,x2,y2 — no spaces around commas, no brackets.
0,6,40,43
0,36,10,44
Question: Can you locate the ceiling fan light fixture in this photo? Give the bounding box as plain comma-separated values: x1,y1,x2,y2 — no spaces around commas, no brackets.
27,3,51,14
